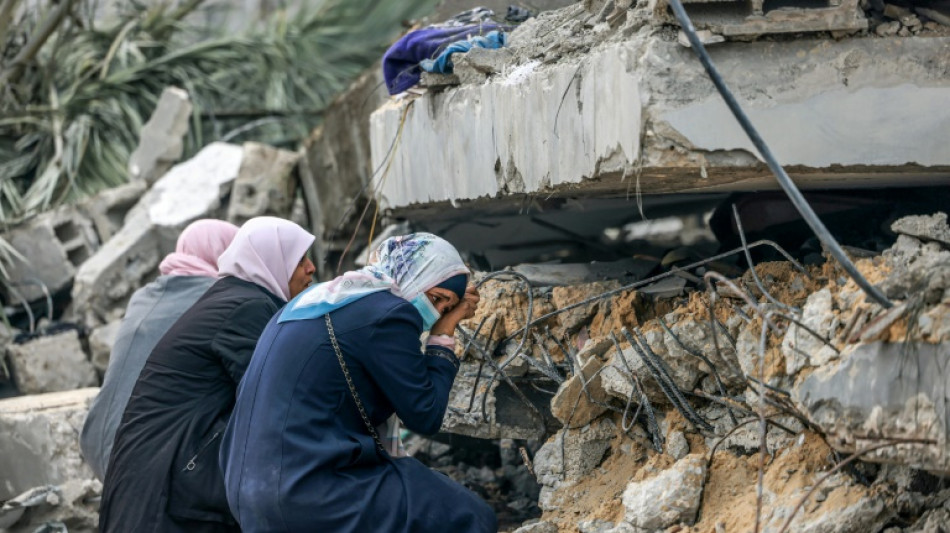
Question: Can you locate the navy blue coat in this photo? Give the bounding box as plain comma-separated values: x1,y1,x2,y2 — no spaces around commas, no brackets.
220,291,497,533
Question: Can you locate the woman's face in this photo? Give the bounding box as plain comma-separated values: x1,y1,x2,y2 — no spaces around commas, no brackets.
423,287,460,315
288,256,316,299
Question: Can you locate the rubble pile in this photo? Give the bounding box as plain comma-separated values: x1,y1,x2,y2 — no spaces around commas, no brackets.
445,212,950,532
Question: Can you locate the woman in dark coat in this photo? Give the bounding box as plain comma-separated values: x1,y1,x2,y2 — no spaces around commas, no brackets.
220,233,497,533
98,217,315,533
81,219,239,482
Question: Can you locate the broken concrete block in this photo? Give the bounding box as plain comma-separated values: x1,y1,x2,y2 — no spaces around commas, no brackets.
226,142,300,226
666,429,689,460
71,215,160,327
783,288,838,376
875,20,901,35
6,330,97,394
0,389,98,501
621,454,705,530
77,181,147,243
512,258,656,287
419,71,461,88
1,207,99,303
88,320,121,375
534,418,615,490
144,141,243,229
891,212,950,248
793,341,950,473
0,479,101,532
442,360,553,440
128,86,192,185
551,356,609,426
457,47,514,75
677,29,724,48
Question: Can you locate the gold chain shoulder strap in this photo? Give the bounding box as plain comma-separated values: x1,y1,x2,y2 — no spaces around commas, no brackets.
325,313,385,454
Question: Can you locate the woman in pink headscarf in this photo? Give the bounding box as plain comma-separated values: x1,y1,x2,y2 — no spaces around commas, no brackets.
99,217,315,533
81,219,239,483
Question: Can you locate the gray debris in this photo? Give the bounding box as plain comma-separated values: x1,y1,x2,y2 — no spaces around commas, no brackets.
891,212,950,248
226,142,300,226
6,331,97,395
622,454,705,530
128,86,192,186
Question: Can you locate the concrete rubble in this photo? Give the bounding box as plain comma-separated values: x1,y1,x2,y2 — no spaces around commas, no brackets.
435,209,950,531
127,86,193,186
226,142,300,226
5,331,97,395
71,141,244,326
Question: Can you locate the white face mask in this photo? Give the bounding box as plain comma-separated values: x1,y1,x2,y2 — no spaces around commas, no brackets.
410,293,441,331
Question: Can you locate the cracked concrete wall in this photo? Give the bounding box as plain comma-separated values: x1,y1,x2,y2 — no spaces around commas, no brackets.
370,30,950,210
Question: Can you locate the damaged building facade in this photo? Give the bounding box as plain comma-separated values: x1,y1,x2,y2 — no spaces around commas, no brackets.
1,0,949,531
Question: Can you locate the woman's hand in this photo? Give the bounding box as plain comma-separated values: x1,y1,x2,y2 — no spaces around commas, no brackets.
430,285,480,336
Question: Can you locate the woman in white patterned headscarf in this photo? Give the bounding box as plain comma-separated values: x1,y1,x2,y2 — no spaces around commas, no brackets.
220,233,496,533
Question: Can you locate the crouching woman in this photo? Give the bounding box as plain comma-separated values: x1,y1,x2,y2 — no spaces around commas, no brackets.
220,233,497,533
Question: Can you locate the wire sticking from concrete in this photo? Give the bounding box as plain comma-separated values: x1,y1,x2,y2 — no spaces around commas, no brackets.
666,0,893,309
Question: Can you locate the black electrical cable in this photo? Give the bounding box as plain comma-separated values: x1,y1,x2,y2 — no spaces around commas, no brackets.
666,0,894,309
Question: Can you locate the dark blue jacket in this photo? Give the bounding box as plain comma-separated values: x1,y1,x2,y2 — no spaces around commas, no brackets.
220,291,497,532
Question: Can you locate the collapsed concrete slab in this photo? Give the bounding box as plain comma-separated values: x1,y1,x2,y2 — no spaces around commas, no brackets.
88,320,121,376
651,0,868,37
0,389,98,501
794,341,950,473
370,31,950,213
6,330,97,395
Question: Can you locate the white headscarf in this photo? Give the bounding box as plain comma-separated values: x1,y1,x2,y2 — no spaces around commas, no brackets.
217,217,315,301
279,232,468,323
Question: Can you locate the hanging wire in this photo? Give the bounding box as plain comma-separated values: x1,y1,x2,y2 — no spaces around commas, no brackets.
666,0,893,309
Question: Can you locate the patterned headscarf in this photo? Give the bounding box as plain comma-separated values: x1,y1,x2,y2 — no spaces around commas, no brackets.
279,233,468,323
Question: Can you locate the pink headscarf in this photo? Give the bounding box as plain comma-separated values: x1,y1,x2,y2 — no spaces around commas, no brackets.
216,216,315,302
158,219,240,277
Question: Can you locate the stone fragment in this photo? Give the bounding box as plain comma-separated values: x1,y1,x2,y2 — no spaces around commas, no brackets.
6,330,97,394
458,47,515,75
622,454,705,530
904,507,950,532
0,389,98,501
551,356,609,426
875,20,902,35
891,212,950,248
793,342,950,472
442,360,551,440
70,215,160,326
0,479,101,532
77,181,147,243
513,520,558,533
419,71,461,88
1,207,98,303
128,86,192,185
666,429,689,460
226,142,300,225
783,288,837,376
677,29,725,48
88,320,122,375
534,418,616,508
578,519,615,533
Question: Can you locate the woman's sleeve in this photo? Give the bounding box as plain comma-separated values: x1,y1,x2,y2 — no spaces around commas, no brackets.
365,302,459,435
212,299,279,384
